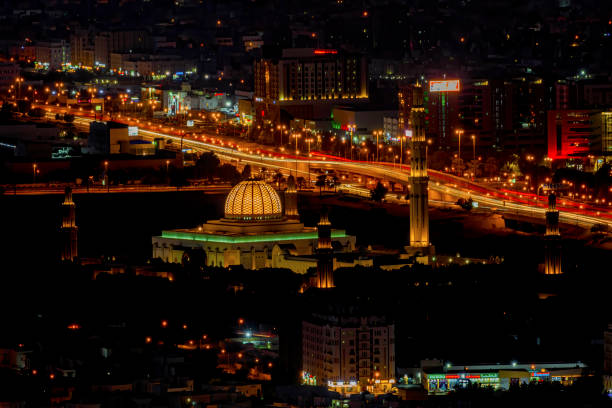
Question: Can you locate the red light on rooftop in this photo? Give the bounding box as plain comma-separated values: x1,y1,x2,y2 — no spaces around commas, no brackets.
362,11,368,17
313,49,338,55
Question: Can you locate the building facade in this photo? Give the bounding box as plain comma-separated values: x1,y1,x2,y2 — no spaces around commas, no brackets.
547,110,593,160
152,180,356,271
254,48,368,124
302,314,395,394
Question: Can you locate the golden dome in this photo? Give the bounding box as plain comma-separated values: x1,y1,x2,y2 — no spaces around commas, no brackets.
224,180,283,221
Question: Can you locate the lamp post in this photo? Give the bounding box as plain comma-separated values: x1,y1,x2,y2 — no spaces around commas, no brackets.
104,161,109,192
471,134,476,161
455,129,464,161
400,135,404,168
373,130,382,162
32,163,37,183
348,124,356,160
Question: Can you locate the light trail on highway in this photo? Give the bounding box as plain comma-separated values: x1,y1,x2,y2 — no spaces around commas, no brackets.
37,106,612,229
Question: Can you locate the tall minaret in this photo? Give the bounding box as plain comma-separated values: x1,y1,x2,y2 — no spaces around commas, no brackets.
284,175,299,220
408,85,430,249
61,186,78,262
544,192,562,275
316,207,334,289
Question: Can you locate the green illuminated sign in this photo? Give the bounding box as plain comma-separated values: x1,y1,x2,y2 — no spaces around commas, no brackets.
427,374,445,379
161,230,347,244
481,373,498,378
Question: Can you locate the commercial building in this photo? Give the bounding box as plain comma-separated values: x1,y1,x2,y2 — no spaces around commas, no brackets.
253,48,368,124
88,121,154,155
590,111,612,166
400,78,546,153
152,180,357,271
547,110,593,160
35,40,70,70
70,29,94,67
301,312,395,394
109,53,196,78
95,30,152,68
424,362,589,394
330,106,396,138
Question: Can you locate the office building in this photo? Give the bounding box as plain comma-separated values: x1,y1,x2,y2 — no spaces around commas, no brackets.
253,48,368,124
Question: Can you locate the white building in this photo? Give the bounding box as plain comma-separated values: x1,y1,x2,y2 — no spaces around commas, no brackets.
302,314,395,394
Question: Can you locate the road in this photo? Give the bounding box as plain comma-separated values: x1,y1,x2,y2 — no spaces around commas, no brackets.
4,184,231,195
37,105,612,230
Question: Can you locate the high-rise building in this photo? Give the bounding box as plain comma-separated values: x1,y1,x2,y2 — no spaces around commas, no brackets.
316,207,334,289
301,312,395,394
70,29,92,67
253,49,368,126
543,192,562,275
61,187,78,262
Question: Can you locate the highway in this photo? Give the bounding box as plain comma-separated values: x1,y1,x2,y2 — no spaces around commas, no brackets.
38,105,612,230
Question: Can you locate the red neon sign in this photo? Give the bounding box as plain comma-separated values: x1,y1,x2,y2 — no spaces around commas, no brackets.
314,49,338,55
466,375,481,379
445,375,460,379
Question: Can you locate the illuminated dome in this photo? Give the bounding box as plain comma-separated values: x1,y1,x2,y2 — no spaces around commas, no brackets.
224,180,283,221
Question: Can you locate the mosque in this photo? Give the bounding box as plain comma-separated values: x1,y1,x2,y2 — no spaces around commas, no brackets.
152,177,371,273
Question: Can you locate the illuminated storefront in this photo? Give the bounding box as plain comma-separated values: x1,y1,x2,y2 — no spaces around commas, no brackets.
424,362,588,394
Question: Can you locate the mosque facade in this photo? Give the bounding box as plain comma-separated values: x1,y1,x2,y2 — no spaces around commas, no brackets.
152,179,364,272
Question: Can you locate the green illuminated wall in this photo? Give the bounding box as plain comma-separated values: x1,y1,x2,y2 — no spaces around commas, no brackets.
160,230,347,244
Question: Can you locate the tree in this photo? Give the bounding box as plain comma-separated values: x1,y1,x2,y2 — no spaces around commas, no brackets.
315,174,327,196
296,177,306,190
370,181,388,202
241,164,252,180
331,175,341,192
218,163,241,184
169,167,189,190
456,197,474,211
430,150,452,171
195,151,220,181
484,157,499,177
273,170,285,189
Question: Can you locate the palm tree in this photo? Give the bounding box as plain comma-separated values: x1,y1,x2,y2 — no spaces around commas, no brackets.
315,174,327,196
273,170,285,189
331,175,341,192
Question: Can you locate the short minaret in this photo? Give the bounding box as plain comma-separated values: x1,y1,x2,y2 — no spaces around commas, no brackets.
316,207,334,289
544,192,562,275
61,186,78,262
408,85,430,249
284,175,299,220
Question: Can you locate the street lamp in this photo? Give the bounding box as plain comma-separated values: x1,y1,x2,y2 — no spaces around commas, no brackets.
348,124,356,160
32,163,37,183
373,130,382,162
455,129,464,160
471,134,476,161
104,161,109,192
